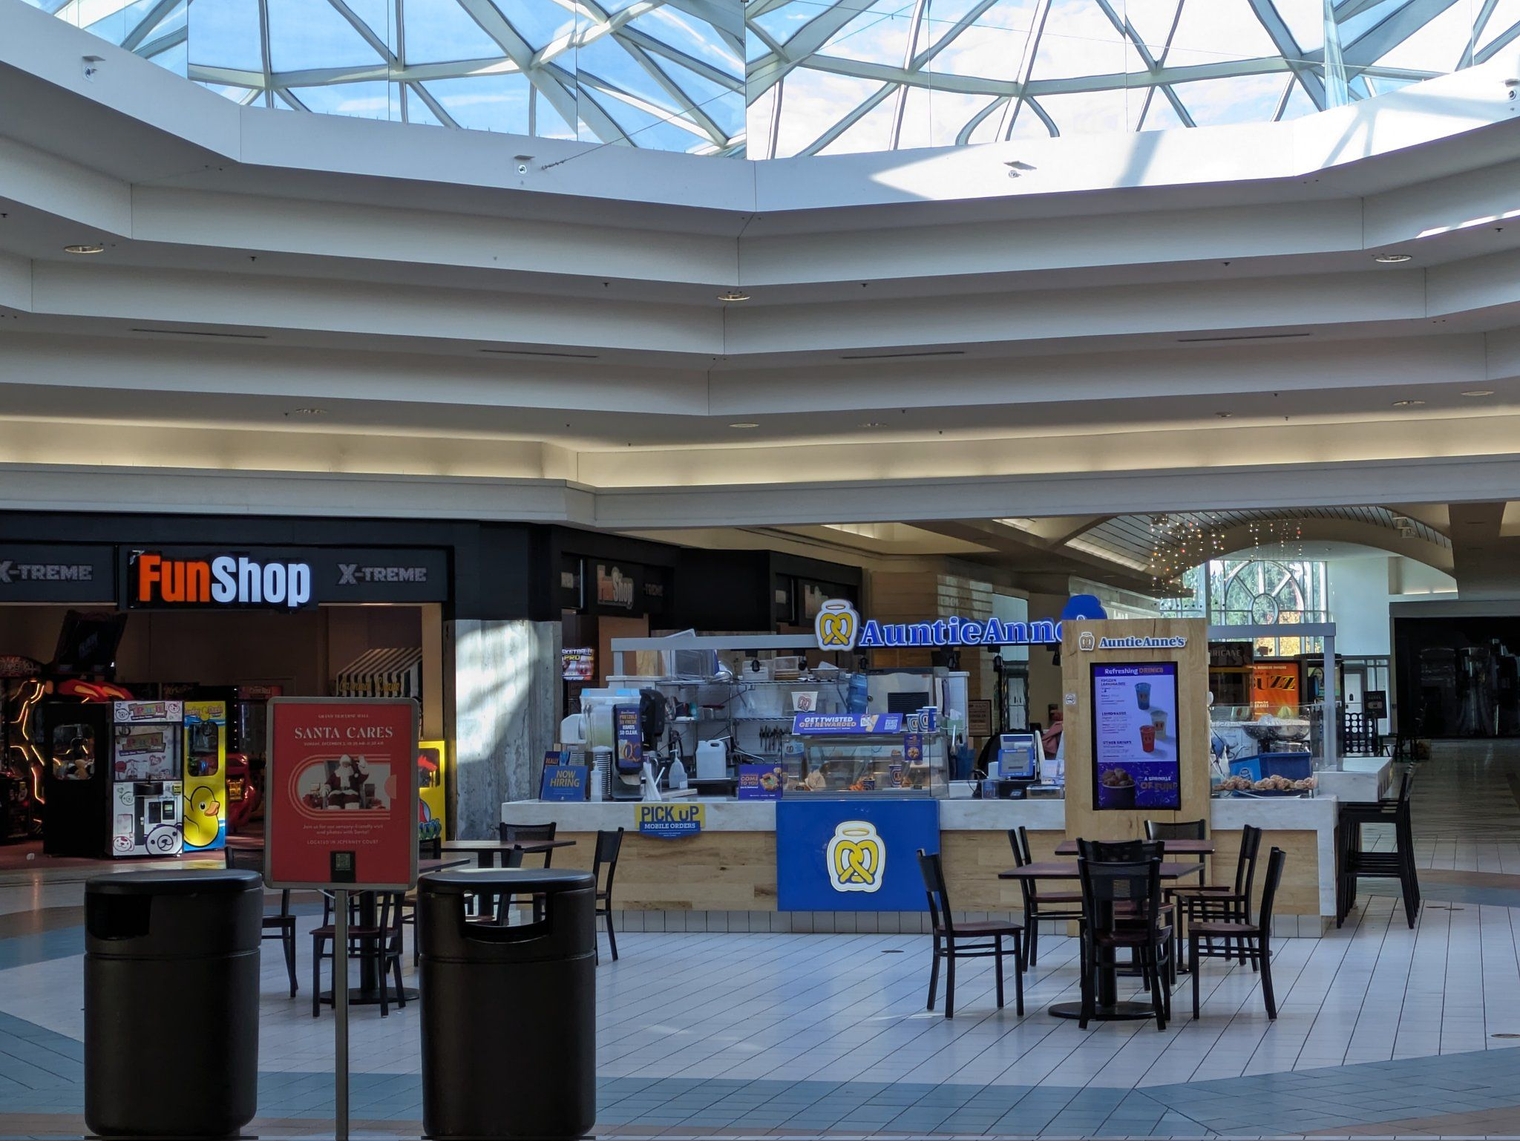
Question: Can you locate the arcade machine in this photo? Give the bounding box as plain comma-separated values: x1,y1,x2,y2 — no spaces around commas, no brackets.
418,740,447,841
0,656,45,841
182,701,227,852
110,701,183,857
194,684,279,833
41,611,131,857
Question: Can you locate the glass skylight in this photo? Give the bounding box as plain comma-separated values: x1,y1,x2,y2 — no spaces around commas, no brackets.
35,0,1520,158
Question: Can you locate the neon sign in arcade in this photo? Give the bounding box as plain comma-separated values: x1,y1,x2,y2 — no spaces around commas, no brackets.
815,595,1108,651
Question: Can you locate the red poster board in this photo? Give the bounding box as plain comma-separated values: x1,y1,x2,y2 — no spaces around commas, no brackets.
265,698,419,890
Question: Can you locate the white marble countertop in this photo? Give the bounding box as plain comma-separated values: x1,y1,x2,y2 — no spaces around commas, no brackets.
1315,756,1393,803
503,797,1069,831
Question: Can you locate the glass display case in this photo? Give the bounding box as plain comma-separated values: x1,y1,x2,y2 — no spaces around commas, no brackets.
786,730,949,797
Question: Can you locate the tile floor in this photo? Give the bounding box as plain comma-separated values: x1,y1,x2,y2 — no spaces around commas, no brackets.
0,742,1517,1137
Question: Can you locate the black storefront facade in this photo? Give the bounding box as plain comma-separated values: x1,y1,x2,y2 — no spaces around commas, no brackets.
1392,601,1520,739
547,525,864,689
0,513,863,841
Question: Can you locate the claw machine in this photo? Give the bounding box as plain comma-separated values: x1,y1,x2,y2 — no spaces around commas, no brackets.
182,701,227,853
111,702,183,858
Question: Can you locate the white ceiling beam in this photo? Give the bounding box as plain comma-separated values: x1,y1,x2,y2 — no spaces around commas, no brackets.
126,186,739,286
25,262,726,355
587,454,1520,530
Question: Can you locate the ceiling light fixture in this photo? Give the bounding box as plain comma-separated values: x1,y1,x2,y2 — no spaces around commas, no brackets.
1374,253,1413,263
288,407,327,416
129,327,268,340
480,348,598,359
1462,389,1495,397
840,349,966,360
64,243,104,255
728,422,759,429
718,290,749,303
1177,332,1311,343
860,421,883,428
1392,399,1426,407
1215,412,1232,419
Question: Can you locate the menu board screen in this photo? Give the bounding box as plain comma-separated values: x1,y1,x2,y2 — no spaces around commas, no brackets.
1090,662,1180,811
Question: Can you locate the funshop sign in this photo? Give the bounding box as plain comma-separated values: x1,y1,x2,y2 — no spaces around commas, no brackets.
814,595,1108,652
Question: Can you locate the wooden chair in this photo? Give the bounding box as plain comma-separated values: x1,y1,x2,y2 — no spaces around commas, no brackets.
1079,838,1175,981
224,846,297,997
1079,838,1164,862
1144,818,1208,883
1338,768,1419,928
592,828,625,964
498,821,557,867
1146,818,1209,968
498,823,556,921
1007,826,1081,969
311,891,407,1017
1190,847,1287,1021
1077,855,1172,1031
1174,824,1263,968
405,834,443,965
917,849,1024,1019
481,847,526,925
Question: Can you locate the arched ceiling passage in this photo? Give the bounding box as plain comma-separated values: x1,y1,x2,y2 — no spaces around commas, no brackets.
1074,508,1453,578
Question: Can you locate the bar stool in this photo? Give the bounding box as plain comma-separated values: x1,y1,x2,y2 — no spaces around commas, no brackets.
1338,767,1419,928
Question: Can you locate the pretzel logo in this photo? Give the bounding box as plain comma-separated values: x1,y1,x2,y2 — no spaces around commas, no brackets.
827,820,885,892
815,599,860,651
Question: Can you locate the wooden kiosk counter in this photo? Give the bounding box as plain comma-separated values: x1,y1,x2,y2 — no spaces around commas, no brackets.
505,619,1374,938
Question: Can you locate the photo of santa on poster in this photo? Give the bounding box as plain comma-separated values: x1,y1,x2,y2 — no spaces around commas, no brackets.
265,698,418,890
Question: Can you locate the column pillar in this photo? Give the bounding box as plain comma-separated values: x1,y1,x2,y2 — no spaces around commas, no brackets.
446,618,562,838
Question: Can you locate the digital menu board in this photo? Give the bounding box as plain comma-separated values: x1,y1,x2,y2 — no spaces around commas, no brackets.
1090,662,1180,811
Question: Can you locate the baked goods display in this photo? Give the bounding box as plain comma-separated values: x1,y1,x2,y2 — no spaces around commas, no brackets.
1217,774,1317,793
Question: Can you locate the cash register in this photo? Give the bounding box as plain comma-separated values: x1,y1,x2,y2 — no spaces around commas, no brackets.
985,732,1039,798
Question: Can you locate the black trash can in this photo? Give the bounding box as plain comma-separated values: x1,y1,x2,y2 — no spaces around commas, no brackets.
420,868,596,1140
85,869,262,1139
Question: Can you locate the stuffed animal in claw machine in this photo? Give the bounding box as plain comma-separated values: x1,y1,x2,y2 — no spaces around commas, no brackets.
183,784,222,849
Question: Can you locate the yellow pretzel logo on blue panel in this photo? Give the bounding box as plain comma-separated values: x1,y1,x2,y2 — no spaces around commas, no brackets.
826,820,885,892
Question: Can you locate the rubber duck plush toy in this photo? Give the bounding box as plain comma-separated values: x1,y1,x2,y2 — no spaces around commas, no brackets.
183,784,221,849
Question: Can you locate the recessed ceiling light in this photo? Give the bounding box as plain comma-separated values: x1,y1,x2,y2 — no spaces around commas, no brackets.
480,348,598,359
1375,253,1413,263
1391,399,1426,407
840,349,965,360
860,421,883,428
129,327,268,340
1462,389,1495,397
288,407,327,416
728,422,759,429
718,290,749,303
64,244,104,255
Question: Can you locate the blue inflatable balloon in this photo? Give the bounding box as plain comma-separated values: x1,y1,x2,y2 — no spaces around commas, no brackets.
1060,594,1109,621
